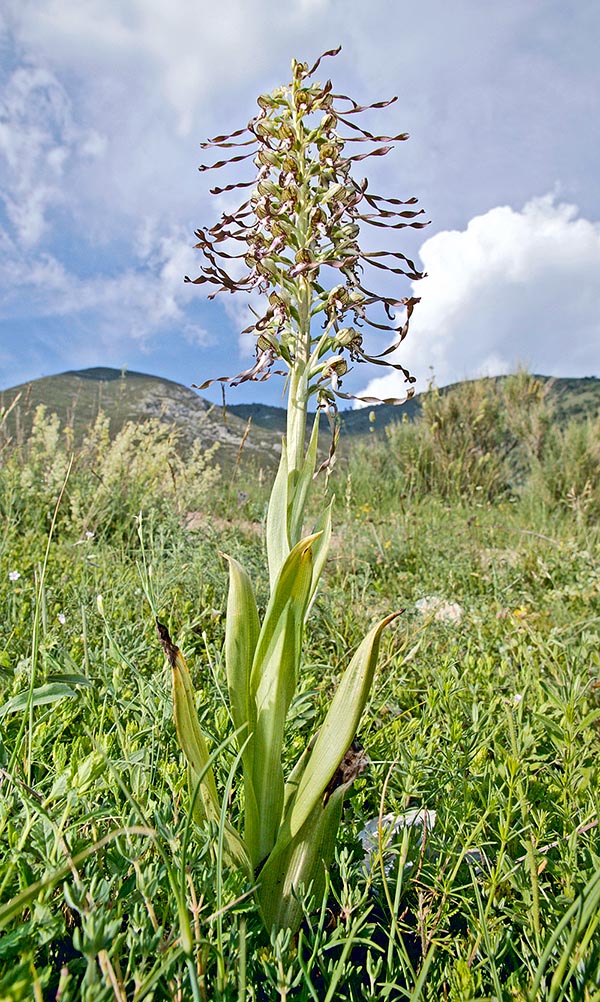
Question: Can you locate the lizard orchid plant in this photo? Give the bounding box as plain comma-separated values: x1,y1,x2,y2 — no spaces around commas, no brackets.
157,46,427,934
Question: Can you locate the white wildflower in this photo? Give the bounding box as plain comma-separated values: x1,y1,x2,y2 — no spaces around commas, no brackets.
9,570,21,582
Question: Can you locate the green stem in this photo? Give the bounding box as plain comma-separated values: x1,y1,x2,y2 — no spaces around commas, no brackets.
286,363,308,481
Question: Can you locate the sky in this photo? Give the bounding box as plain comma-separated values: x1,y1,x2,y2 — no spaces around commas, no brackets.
0,0,599,406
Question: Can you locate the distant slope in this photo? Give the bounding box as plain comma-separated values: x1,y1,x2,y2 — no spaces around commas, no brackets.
0,367,282,467
2,369,598,459
229,374,600,436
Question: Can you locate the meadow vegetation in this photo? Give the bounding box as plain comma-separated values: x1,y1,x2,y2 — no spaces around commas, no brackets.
1,372,599,1000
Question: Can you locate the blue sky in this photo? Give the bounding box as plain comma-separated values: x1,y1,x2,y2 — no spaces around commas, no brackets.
1,0,599,405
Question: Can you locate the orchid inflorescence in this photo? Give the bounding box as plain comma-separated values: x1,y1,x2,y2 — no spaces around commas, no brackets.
185,45,427,413
159,47,425,937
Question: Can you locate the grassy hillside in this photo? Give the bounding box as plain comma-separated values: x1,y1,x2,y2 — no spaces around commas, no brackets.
0,367,282,469
2,369,599,456
222,373,600,435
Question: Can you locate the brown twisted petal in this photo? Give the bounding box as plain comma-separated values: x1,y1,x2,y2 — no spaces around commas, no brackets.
331,94,398,114
363,192,419,207
193,350,286,391
358,208,425,220
359,216,430,231
343,146,393,164
198,150,257,172
336,115,409,144
335,387,415,406
306,45,342,77
201,125,254,146
199,137,257,149
209,179,256,195
356,285,418,309
362,257,423,280
361,249,420,272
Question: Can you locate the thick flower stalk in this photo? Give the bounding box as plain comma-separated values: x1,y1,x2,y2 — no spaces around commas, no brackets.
159,47,426,934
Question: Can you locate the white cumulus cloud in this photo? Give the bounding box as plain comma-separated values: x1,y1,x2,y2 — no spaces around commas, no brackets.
359,195,600,402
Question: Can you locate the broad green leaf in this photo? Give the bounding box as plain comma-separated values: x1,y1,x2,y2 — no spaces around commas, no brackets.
224,555,261,863
249,534,319,862
271,613,400,857
0,683,77,718
257,778,347,932
156,621,219,817
289,412,320,546
266,441,290,591
224,555,259,740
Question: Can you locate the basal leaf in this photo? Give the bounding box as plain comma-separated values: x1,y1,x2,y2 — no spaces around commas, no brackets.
269,613,400,859
249,534,319,862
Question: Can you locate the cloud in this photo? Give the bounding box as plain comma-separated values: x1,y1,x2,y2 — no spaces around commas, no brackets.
7,0,335,136
359,195,600,403
0,223,211,369
0,61,105,247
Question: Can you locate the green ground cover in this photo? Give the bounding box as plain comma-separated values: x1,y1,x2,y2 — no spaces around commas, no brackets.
1,384,599,1000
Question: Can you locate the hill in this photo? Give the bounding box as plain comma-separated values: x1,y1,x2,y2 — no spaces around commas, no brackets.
0,367,282,468
2,368,598,458
228,374,600,435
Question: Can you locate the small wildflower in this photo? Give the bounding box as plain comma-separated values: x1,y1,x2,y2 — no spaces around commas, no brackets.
57,613,66,625
85,530,95,539
9,570,21,582
513,606,528,619
513,693,523,706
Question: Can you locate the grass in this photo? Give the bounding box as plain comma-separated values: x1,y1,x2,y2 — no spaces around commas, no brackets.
1,398,599,1000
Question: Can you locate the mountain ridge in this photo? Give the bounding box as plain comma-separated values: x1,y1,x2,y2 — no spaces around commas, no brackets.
1,367,599,458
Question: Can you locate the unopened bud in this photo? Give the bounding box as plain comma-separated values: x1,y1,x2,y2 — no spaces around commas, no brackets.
320,113,337,133
257,332,280,352
321,183,347,205
338,223,360,240
328,285,349,305
335,328,357,347
257,257,278,277
257,149,281,168
257,179,280,198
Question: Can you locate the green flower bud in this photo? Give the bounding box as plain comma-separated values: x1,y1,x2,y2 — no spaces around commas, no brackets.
257,179,280,198
257,332,280,352
321,183,347,204
335,328,358,347
319,143,340,164
327,285,349,305
257,257,278,277
257,149,281,168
